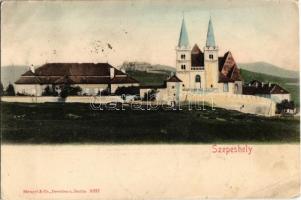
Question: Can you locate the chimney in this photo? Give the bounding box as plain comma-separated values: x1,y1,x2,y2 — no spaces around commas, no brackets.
110,67,115,79
30,64,35,73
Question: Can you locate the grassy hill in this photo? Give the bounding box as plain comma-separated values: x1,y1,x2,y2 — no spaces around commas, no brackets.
127,70,171,86
239,62,299,79
1,102,299,144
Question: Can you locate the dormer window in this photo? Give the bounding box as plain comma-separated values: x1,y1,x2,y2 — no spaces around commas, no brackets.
181,64,186,70
209,54,214,59
181,54,186,60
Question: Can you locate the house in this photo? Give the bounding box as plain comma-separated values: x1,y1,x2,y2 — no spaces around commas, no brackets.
139,75,183,103
243,80,291,103
175,17,243,94
15,63,139,96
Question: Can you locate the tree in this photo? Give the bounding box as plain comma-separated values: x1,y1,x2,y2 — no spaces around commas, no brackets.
276,99,295,114
42,85,58,96
0,82,4,96
6,83,15,96
142,89,157,101
59,84,82,98
115,86,139,96
99,88,110,96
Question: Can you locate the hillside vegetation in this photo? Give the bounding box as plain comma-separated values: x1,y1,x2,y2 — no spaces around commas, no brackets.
239,62,299,79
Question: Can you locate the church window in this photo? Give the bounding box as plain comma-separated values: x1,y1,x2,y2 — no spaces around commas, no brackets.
181,54,186,59
223,83,229,92
209,54,214,59
195,75,201,82
181,64,186,70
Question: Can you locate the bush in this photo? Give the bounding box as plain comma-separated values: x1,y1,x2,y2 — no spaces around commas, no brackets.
115,86,140,96
5,83,15,96
0,82,4,96
276,99,295,114
59,84,82,98
42,85,58,96
99,88,110,96
142,89,157,101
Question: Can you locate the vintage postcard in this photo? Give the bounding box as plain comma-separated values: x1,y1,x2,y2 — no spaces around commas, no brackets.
1,0,300,199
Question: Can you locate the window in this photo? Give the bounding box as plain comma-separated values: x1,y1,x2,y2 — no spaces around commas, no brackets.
172,86,175,89
235,84,239,93
209,54,214,59
195,75,201,82
181,54,186,59
181,64,186,70
223,83,229,92
182,84,185,87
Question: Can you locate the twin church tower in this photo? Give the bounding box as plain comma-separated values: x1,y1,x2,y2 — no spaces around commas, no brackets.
175,17,243,94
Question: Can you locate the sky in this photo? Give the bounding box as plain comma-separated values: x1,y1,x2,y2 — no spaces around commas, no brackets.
1,0,299,71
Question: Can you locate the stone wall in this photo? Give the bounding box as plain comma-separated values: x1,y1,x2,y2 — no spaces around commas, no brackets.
1,96,124,104
182,92,276,116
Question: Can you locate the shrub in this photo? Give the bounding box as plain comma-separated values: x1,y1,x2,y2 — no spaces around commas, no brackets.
5,83,15,96
59,84,82,98
276,99,295,114
0,82,4,96
142,89,157,101
42,85,58,96
115,86,139,96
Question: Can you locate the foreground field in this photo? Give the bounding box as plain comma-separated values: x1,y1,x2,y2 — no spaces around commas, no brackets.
1,102,299,143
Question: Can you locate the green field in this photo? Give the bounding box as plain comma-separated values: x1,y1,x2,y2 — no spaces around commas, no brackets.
1,102,299,144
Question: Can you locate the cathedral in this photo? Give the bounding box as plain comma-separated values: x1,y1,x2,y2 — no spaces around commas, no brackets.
175,17,243,94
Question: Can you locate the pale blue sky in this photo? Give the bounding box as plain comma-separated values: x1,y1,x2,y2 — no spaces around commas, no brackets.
1,0,299,70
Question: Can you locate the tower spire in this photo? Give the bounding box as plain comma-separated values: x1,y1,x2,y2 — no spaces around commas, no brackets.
178,16,189,48
206,17,216,47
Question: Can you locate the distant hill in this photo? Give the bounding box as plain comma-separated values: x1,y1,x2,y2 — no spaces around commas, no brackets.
1,65,28,87
119,61,176,73
238,62,299,79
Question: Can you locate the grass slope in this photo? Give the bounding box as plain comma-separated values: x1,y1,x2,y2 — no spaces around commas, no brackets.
239,62,299,79
1,102,299,144
126,70,170,86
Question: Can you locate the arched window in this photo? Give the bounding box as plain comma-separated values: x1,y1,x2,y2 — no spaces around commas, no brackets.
181,54,186,59
195,75,201,82
181,65,186,70
209,54,214,59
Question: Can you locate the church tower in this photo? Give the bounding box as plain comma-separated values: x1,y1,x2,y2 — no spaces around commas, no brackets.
176,17,191,89
204,18,219,89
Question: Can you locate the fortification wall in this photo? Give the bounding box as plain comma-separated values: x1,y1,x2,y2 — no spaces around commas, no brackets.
1,96,123,104
181,92,276,116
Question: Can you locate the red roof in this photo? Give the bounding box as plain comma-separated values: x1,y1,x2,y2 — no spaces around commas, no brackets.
15,63,138,85
166,75,182,82
243,81,289,95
